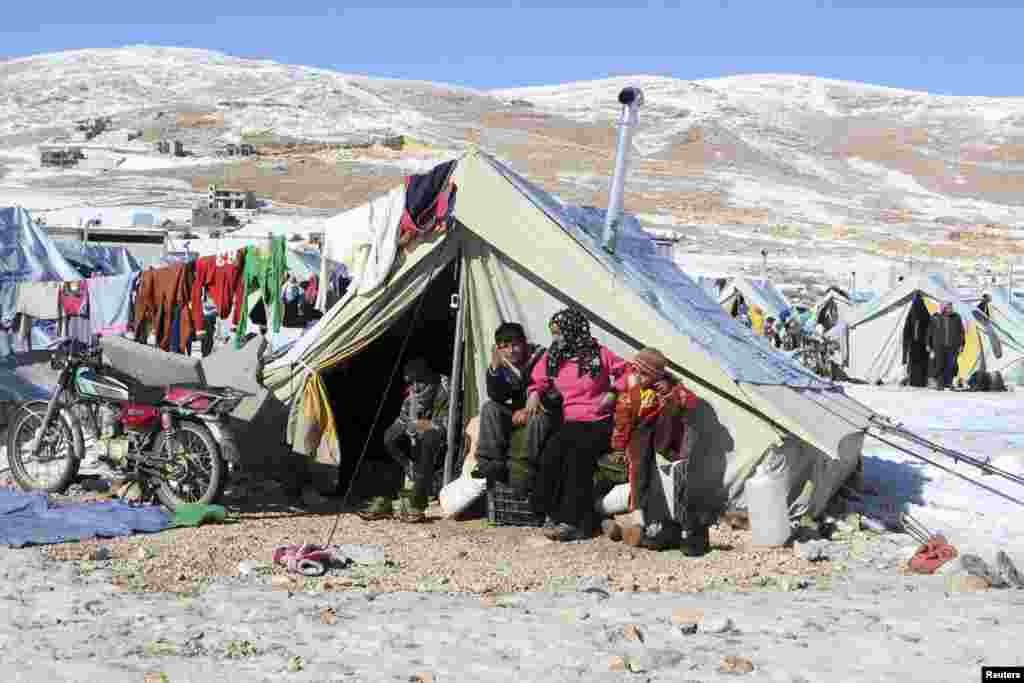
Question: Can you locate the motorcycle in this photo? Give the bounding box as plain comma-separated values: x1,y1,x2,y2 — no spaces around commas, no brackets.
5,340,245,509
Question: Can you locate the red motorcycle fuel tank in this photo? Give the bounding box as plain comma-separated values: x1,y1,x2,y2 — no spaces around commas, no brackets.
122,404,161,431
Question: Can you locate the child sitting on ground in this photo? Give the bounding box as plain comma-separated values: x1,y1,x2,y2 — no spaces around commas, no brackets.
605,348,706,554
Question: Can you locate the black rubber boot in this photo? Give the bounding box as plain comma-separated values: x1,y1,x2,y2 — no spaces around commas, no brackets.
681,522,711,557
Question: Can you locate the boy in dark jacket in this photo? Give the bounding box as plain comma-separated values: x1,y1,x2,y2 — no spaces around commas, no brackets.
474,322,548,487
371,359,450,522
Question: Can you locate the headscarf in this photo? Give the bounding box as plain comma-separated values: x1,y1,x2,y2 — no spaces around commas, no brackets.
546,308,603,378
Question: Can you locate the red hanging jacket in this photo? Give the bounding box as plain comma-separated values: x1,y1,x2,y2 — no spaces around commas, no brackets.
191,250,244,331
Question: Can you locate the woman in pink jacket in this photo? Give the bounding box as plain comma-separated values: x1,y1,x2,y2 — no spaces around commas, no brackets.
525,308,628,541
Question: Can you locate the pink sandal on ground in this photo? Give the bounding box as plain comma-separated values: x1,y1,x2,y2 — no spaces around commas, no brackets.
272,544,336,577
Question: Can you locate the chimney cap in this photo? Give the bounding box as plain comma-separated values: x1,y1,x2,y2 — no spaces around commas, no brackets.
618,87,644,106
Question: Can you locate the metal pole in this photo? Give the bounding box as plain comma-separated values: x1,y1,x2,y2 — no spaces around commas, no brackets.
443,252,467,486
601,87,644,255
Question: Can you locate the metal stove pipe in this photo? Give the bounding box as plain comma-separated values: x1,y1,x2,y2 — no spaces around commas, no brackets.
601,86,645,255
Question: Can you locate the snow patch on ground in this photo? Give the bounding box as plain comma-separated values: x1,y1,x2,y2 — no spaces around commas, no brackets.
845,384,1024,560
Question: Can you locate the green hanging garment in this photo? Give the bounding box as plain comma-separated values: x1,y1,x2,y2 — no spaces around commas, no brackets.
235,236,287,348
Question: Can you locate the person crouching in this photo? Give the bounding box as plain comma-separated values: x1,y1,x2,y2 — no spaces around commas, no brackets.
367,359,449,523
605,348,708,555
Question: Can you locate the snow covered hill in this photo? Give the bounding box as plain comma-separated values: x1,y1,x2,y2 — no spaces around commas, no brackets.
0,46,496,146
497,73,1024,229
3,45,1024,284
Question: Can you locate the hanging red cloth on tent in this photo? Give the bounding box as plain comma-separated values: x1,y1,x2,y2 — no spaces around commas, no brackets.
398,160,457,247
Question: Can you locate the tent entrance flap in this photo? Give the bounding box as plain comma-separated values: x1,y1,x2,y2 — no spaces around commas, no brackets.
319,259,460,497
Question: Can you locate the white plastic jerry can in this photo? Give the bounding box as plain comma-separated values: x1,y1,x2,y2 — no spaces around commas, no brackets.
746,449,792,547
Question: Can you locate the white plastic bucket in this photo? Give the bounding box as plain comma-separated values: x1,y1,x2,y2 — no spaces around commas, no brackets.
439,476,487,518
596,483,631,516
746,450,792,547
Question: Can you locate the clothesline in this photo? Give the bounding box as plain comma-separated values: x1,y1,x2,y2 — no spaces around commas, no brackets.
0,235,327,359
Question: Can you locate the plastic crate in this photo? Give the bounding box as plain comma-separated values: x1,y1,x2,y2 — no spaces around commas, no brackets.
486,482,540,527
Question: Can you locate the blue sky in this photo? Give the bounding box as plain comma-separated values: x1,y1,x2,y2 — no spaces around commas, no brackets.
4,1,1024,95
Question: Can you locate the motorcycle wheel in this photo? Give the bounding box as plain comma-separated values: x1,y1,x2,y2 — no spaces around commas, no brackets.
152,421,225,510
6,401,84,493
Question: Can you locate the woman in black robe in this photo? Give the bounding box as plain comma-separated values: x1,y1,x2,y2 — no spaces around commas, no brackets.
903,293,931,387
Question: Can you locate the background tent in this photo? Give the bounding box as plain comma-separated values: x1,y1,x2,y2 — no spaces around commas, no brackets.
696,276,729,300
0,206,81,283
53,240,141,277
974,287,1024,384
837,272,1024,385
808,286,857,333
719,277,792,322
1,207,82,358
263,152,871,518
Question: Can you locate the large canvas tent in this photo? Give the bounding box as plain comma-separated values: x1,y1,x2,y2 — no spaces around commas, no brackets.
262,152,872,518
719,277,792,321
837,273,1024,385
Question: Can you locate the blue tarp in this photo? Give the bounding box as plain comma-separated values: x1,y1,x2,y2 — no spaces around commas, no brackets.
0,488,171,547
488,155,831,389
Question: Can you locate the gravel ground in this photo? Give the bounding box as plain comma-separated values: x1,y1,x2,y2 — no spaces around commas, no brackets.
2,542,1022,682
33,478,906,597
3,475,1022,681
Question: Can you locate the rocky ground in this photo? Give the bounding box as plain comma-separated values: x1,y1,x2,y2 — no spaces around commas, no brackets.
2,534,1021,682
4,448,1023,680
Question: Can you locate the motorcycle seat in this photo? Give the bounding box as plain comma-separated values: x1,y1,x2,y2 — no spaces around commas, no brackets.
165,383,232,395
130,384,167,405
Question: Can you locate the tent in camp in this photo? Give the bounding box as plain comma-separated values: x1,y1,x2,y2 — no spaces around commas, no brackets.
695,276,729,300
53,240,141,277
974,287,1024,384
836,273,1024,385
809,286,858,333
1,206,83,361
719,277,792,322
261,152,872,518
0,206,81,283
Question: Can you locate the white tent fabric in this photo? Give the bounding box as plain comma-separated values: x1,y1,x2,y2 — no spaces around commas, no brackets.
316,184,405,309
264,153,868,517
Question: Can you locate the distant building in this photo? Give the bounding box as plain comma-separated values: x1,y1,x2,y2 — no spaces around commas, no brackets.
221,143,255,157
74,117,110,141
207,185,256,211
40,146,85,168
155,140,186,156
191,184,258,228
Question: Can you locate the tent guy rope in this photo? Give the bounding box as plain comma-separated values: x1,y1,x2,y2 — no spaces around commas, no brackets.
321,257,443,548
